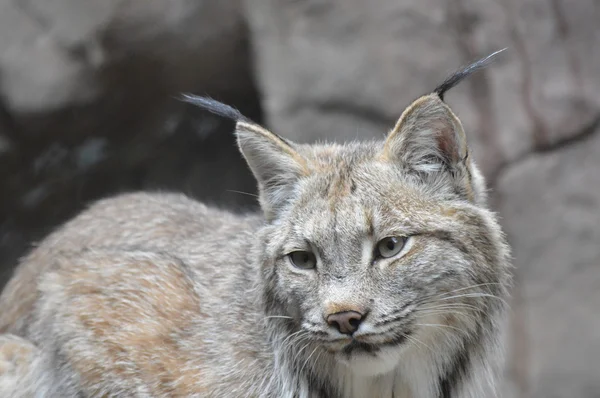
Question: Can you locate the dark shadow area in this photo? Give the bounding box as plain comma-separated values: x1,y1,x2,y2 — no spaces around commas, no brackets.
0,31,262,289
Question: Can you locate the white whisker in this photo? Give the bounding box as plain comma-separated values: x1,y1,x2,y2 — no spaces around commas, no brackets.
299,346,320,375
437,293,508,306
405,334,434,353
293,341,314,364
226,189,259,198
418,303,482,312
414,323,466,334
422,283,503,301
279,330,307,352
413,310,479,323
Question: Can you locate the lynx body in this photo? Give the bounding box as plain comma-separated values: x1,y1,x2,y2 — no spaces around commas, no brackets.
0,54,511,398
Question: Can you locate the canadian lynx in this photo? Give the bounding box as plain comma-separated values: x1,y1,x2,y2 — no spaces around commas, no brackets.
0,51,511,397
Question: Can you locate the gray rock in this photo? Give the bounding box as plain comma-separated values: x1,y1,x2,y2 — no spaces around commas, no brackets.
0,0,99,113
0,0,251,113
498,124,600,398
244,0,600,177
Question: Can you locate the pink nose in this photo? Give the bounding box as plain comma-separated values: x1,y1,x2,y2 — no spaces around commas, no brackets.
326,311,364,335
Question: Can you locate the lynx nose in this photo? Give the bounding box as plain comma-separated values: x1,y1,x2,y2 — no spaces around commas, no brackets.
326,311,364,335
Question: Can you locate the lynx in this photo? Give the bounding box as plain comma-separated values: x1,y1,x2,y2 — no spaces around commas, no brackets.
0,51,511,398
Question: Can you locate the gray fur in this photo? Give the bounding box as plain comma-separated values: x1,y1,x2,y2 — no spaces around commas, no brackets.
0,91,512,397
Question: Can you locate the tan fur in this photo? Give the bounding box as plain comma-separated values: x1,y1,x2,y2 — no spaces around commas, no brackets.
0,334,39,397
43,252,207,395
0,335,36,371
325,303,364,315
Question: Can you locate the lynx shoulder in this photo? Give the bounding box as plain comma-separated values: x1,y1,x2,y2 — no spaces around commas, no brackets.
0,51,511,398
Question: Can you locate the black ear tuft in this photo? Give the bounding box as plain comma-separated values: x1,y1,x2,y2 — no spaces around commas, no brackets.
434,48,507,101
180,94,250,122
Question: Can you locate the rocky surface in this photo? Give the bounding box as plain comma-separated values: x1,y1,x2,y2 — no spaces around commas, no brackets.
498,122,600,398
244,0,600,179
1,0,599,396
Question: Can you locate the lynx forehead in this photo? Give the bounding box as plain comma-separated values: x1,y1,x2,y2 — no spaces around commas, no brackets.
0,51,511,398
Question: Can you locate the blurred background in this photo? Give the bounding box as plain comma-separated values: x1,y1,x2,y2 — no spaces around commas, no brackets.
0,0,598,397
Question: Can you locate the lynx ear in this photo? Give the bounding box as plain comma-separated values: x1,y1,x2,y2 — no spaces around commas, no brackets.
379,50,505,202
180,94,309,219
236,121,308,220
383,94,468,172
381,94,480,202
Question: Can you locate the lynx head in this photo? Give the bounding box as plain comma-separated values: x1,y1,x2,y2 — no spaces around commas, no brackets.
185,51,511,378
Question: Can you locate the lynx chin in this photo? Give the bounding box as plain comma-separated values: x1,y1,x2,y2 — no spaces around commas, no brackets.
0,51,512,398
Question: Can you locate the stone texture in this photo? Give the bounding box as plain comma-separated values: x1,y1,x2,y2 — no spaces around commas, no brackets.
244,0,600,178
498,123,600,398
0,0,251,113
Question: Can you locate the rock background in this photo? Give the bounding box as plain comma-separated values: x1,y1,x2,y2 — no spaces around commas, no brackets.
0,0,261,284
1,0,598,396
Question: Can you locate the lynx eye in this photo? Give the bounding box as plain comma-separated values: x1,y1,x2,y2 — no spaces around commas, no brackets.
288,251,317,270
375,236,408,259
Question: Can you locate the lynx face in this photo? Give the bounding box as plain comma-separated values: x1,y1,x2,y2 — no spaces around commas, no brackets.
258,146,501,375
239,95,508,376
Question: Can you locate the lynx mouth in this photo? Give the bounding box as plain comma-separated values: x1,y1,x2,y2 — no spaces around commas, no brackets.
337,332,411,356
342,340,379,355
